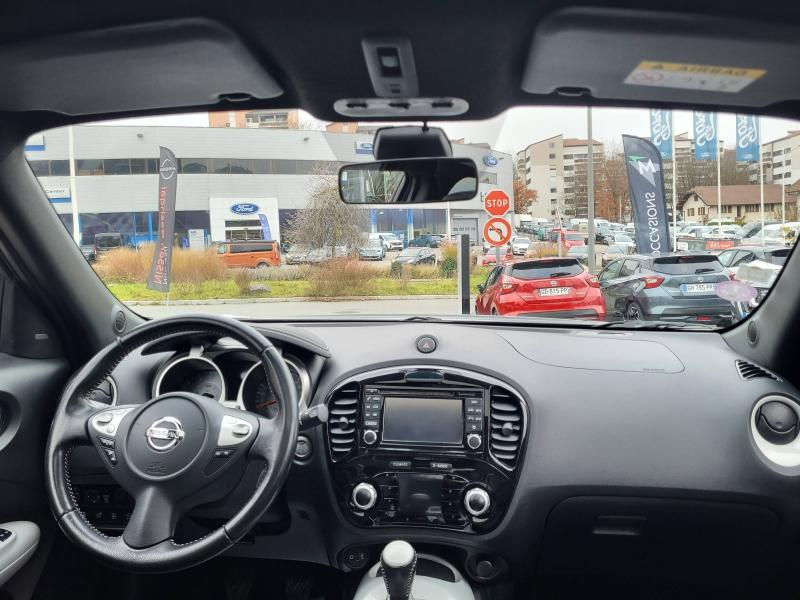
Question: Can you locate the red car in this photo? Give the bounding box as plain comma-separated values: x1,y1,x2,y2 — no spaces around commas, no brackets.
475,257,606,319
549,229,585,254
481,249,514,266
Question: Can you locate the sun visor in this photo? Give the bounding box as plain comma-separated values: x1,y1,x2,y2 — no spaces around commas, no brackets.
522,8,800,108
0,19,283,115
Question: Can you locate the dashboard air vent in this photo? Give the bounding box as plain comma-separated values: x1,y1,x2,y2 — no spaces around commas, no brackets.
489,386,524,471
736,360,781,382
327,383,360,462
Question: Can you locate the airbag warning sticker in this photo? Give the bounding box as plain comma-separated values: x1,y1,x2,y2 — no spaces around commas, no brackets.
624,61,766,93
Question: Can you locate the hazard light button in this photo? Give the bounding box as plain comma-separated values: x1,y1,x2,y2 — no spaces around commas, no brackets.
416,335,437,353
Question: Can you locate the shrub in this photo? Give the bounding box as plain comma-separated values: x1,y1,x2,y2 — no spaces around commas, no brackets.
389,261,405,279
439,242,458,278
230,269,252,296
170,248,226,284
249,264,314,281
92,246,150,283
409,265,440,279
526,242,560,259
308,258,375,297
399,263,412,293
93,245,226,285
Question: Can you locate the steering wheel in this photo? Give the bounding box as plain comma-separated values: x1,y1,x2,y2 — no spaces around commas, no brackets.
44,315,298,572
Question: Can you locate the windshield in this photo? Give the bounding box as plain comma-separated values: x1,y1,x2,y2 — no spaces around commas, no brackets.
510,259,584,279
398,249,422,257
27,106,797,329
651,255,724,275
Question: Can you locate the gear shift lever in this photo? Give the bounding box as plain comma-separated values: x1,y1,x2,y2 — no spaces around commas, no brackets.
380,540,417,600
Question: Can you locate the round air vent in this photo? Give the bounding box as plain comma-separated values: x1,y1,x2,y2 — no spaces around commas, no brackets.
751,395,800,469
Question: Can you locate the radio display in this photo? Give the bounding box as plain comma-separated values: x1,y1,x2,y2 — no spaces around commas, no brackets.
381,397,463,445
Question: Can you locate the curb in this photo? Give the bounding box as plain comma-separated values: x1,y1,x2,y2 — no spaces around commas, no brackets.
126,294,463,306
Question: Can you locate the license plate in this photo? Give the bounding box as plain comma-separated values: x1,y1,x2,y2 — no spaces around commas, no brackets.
538,287,570,297
681,283,716,294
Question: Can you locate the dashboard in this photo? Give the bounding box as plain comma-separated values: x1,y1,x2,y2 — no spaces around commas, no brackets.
68,320,800,584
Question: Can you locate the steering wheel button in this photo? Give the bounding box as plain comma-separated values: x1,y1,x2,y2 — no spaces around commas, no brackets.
96,413,113,424
102,448,117,465
231,423,251,437
98,436,115,448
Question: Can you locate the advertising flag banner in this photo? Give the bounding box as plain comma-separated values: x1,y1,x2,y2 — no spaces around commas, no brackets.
735,115,760,162
622,135,671,255
649,109,673,160
257,213,273,241
146,147,178,292
693,111,718,160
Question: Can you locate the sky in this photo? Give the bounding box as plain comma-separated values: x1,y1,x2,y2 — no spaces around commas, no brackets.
94,108,800,157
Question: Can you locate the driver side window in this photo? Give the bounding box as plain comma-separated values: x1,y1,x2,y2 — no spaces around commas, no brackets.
485,266,503,288
600,260,622,281
618,259,638,277
732,251,755,267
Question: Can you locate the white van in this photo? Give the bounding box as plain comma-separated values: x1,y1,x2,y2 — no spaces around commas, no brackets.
368,232,403,251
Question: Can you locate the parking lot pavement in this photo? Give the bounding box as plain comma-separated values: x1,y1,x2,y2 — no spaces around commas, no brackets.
135,297,466,318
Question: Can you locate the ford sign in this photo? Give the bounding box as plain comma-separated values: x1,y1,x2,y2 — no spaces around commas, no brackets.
230,203,259,215
483,154,498,167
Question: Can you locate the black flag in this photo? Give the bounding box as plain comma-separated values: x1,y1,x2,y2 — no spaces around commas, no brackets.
146,147,178,292
622,135,671,255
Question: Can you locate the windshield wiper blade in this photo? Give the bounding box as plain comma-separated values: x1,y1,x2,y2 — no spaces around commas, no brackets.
401,315,442,322
548,271,573,277
594,320,718,330
695,268,716,274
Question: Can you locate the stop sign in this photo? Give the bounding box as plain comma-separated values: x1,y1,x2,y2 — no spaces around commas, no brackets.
484,189,510,216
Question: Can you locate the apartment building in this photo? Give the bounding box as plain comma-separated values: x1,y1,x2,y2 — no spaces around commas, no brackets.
208,109,301,129
750,130,800,187
516,135,603,220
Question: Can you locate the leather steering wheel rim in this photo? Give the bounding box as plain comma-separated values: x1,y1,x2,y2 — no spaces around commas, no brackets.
44,314,298,572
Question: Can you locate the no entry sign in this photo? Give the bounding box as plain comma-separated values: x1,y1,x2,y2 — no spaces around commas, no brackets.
484,189,510,217
483,217,512,247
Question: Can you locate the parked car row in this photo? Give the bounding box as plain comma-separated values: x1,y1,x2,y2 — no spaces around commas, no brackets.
475,253,735,325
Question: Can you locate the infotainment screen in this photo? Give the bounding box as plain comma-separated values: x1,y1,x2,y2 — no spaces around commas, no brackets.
381,397,463,445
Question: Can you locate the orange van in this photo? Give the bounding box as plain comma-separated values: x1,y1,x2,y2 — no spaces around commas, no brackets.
215,241,281,268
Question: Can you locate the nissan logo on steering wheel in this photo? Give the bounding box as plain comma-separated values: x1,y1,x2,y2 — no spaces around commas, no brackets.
145,416,185,451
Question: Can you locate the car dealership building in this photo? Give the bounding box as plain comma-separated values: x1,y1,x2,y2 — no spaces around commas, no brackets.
25,125,513,247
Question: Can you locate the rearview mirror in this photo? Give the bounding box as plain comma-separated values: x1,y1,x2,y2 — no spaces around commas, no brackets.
339,158,478,204
477,283,485,294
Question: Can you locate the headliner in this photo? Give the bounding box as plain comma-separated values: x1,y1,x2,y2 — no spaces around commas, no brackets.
2,0,800,130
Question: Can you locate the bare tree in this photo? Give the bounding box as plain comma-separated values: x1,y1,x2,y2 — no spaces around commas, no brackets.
601,142,631,222
288,170,369,256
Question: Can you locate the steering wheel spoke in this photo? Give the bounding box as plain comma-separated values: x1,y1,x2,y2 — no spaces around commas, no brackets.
123,486,182,549
247,416,281,465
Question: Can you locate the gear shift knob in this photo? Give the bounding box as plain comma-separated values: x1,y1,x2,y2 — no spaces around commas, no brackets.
380,540,416,600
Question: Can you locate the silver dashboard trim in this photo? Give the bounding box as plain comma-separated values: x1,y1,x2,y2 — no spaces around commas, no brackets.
323,364,529,472
153,354,227,402
237,354,311,412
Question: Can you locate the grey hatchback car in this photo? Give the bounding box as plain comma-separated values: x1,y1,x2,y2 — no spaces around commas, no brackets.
598,253,732,323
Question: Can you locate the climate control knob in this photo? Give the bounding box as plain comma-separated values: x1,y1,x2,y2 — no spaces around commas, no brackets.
463,487,491,518
351,482,378,511
466,433,482,450
363,429,378,445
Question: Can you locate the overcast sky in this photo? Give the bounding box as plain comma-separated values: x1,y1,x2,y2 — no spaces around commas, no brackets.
95,108,800,157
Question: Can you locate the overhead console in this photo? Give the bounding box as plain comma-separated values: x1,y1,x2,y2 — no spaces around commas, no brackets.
324,367,527,533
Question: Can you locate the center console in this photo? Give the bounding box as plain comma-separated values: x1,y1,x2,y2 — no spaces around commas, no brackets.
325,367,527,533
